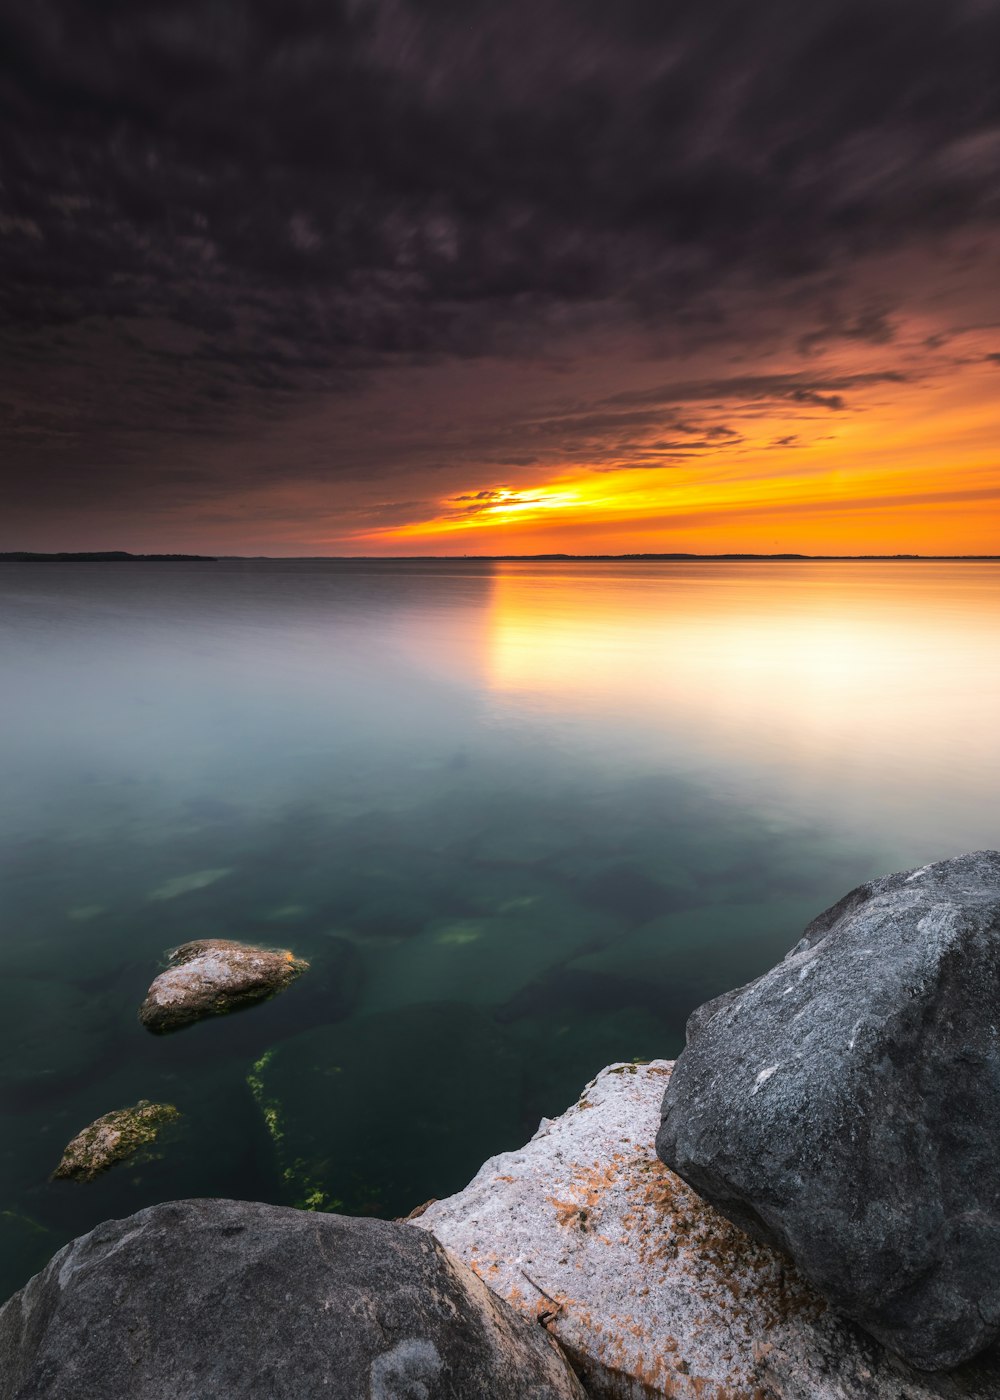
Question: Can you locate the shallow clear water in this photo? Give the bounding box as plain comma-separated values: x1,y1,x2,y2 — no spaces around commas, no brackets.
2,558,998,1298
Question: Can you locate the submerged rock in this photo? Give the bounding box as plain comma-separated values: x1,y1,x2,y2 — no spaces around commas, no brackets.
139,938,308,1033
419,1061,1000,1399
52,1100,181,1182
360,885,616,1016
0,1213,55,1306
0,1199,585,1400
0,978,111,1085
248,1001,523,1215
657,850,1000,1372
146,867,233,902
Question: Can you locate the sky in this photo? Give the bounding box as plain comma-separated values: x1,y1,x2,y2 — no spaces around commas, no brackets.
2,0,999,556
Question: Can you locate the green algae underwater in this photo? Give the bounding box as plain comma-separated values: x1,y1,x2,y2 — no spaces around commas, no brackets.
2,557,999,1302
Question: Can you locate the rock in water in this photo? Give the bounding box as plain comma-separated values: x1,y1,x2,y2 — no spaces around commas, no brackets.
0,1200,585,1400
139,939,308,1032
656,849,1000,1371
52,1101,181,1181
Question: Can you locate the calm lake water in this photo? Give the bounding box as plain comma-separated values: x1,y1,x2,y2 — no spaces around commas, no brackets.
2,558,999,1299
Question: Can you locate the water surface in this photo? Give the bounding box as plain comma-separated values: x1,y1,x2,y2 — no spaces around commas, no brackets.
2,559,998,1297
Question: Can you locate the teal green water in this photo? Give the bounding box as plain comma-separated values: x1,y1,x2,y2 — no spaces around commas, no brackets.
2,558,998,1298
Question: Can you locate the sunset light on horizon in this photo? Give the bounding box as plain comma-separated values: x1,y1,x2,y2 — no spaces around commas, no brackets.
356,331,1000,557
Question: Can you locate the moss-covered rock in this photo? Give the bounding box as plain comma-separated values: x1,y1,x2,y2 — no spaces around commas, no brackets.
52,1101,181,1182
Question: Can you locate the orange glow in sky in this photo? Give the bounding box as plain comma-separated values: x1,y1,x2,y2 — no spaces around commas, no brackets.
361,334,1000,556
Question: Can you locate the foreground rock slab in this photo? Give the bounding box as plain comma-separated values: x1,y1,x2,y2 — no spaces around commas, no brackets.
657,850,1000,1371
0,1199,585,1400
418,1061,1000,1399
139,938,308,1032
52,1100,180,1182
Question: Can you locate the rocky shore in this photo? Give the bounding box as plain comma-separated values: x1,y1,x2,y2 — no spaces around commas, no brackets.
4,852,1000,1397
7,1061,1000,1398
418,1060,1000,1399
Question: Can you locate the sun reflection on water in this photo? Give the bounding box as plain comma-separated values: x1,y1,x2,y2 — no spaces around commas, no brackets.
486,560,1000,847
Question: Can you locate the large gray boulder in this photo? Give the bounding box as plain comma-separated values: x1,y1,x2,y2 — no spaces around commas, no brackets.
656,850,1000,1371
0,1199,585,1400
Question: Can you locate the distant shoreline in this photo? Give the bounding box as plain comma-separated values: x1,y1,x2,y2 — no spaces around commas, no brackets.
0,551,217,562
2,550,998,563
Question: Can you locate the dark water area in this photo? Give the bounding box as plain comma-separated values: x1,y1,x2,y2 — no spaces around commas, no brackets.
2,558,998,1299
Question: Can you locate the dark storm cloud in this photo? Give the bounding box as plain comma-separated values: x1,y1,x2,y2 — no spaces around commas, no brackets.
798,308,897,355
1,0,998,510
413,369,911,486
440,401,751,475
603,372,908,410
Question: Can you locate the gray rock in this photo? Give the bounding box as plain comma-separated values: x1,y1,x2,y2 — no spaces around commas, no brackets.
0,1198,585,1400
418,1060,1000,1399
139,938,308,1032
656,849,1000,1371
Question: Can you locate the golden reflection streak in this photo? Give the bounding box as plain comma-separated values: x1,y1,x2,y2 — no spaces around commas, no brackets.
484,561,1000,785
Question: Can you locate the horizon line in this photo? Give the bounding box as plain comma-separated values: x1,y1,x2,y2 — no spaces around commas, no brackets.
3,549,1000,563
1,548,997,565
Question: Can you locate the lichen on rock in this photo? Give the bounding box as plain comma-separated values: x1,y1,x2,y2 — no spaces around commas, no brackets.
139,938,308,1033
52,1100,181,1182
416,1061,1000,1399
